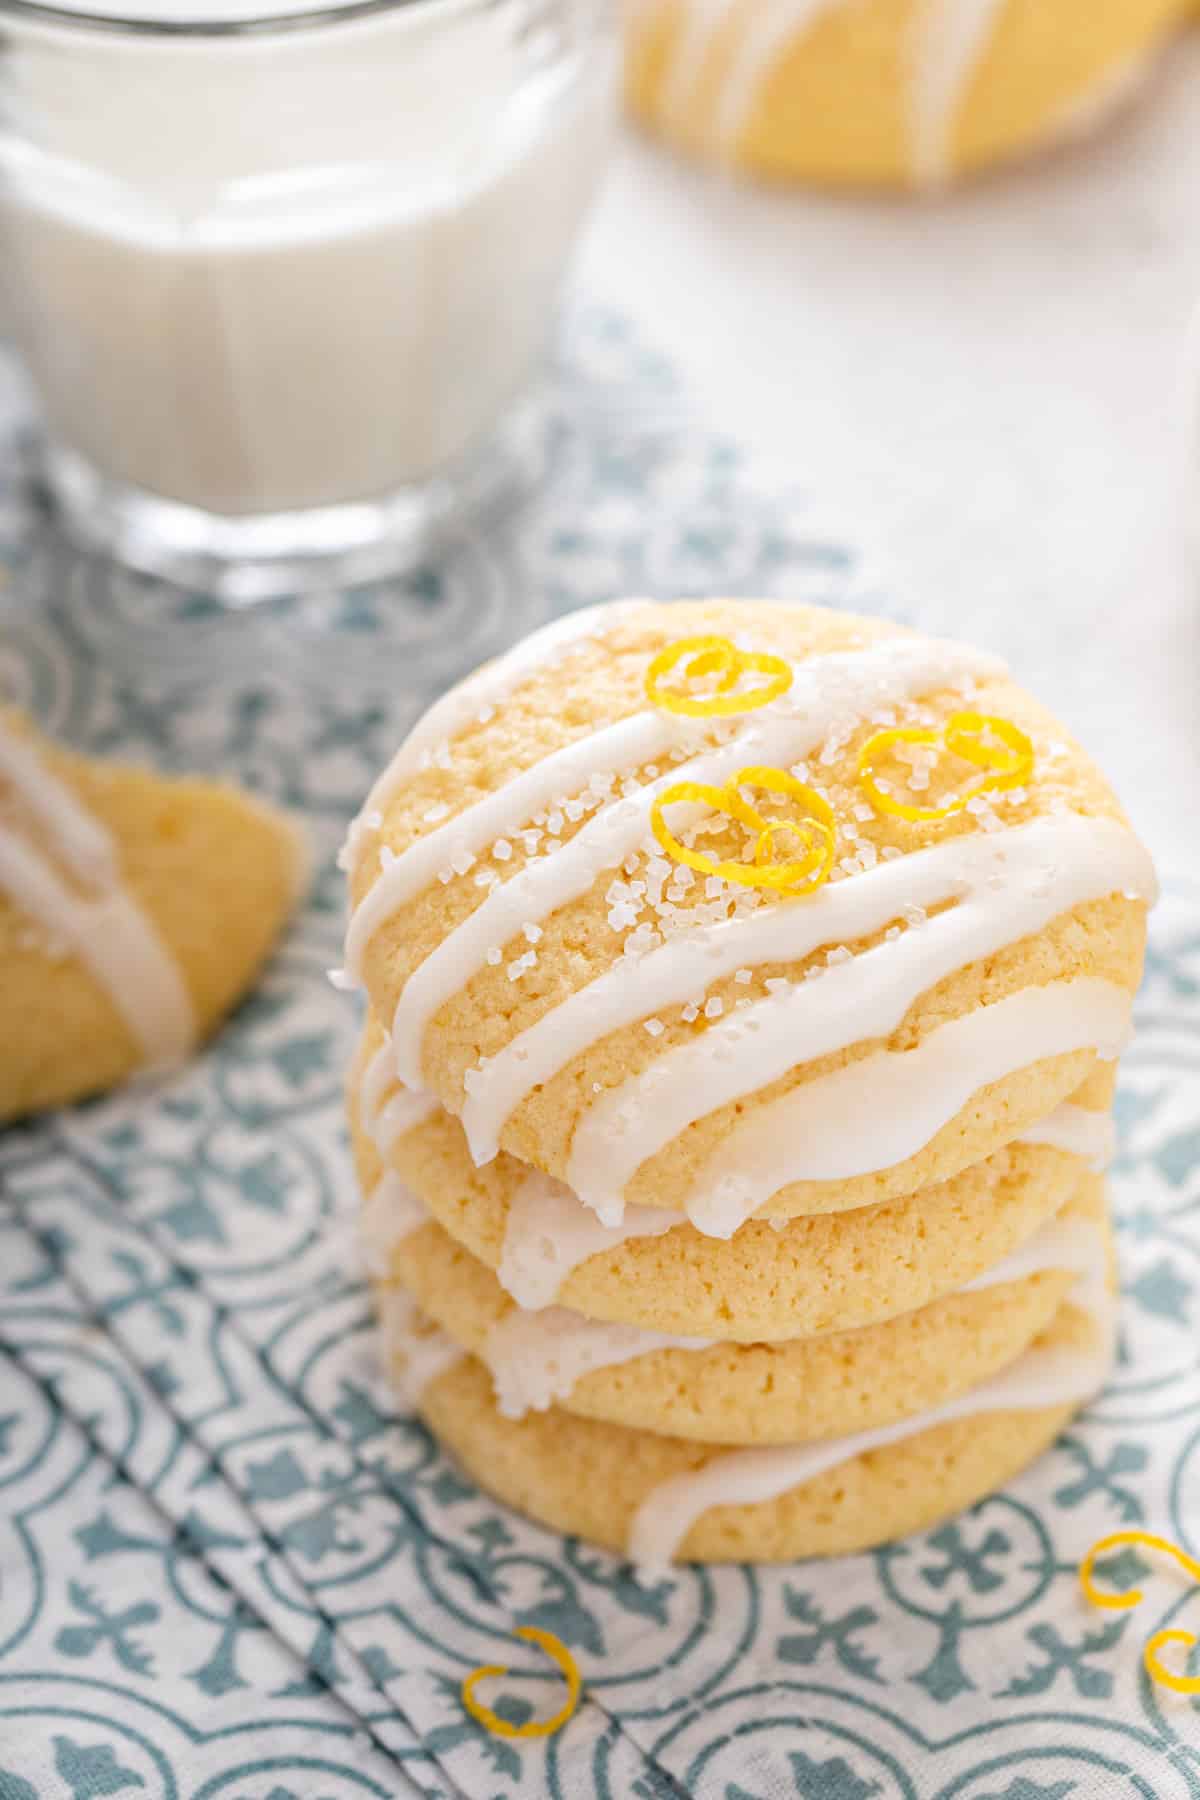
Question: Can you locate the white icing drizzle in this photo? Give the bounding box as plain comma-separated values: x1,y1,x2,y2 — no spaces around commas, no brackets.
339,600,651,872
360,1040,397,1125
482,1309,711,1419
372,1087,438,1156
667,978,1131,1237
628,1232,1114,1570
964,1213,1107,1293
1018,1103,1116,1173
384,636,1002,1089
464,813,1153,1165
0,727,194,1065
359,1040,437,1156
711,0,844,149
344,710,676,983
659,0,753,125
498,1169,679,1310
483,1208,1102,1420
0,725,116,882
376,1290,463,1406
359,1171,430,1277
907,0,1007,185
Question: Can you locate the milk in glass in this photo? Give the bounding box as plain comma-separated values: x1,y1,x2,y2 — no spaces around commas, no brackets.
0,0,611,590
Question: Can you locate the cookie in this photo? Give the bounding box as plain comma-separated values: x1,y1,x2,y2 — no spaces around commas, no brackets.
393,1290,1109,1564
0,709,307,1119
343,600,1150,1230
350,1019,1113,1339
624,0,1180,188
370,1160,1108,1445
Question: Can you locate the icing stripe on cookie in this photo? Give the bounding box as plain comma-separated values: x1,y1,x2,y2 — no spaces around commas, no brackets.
658,0,743,125
657,0,848,151
340,600,652,871
964,1211,1107,1292
381,637,1001,1088
1018,1103,1116,1172
628,1228,1113,1569
359,1041,437,1155
711,0,844,149
498,1170,680,1310
482,1308,711,1419
908,0,1007,184
463,814,1153,1165
344,711,676,983
372,1087,438,1156
360,1171,430,1276
0,726,117,882
0,724,194,1064
376,1289,464,1405
361,1040,398,1125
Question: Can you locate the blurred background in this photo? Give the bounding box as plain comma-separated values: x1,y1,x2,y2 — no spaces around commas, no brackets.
586,30,1200,871
1,0,1198,878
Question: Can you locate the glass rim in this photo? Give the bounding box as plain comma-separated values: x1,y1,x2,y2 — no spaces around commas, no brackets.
0,0,483,38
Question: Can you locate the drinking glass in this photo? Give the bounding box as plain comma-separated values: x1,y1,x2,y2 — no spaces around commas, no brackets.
0,0,613,600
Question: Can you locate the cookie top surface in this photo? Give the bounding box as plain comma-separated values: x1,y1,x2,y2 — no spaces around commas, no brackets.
0,709,306,1120
345,599,1152,1225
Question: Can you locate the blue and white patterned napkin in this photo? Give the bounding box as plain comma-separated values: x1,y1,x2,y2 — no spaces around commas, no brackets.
0,310,1198,1800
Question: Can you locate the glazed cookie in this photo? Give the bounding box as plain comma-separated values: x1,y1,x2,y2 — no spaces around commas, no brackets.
368,1164,1108,1445
0,709,307,1120
623,0,1183,189
343,600,1152,1233
387,1289,1111,1564
350,1022,1113,1339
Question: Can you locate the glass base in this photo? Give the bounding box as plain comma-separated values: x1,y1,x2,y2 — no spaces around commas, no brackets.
36,398,545,605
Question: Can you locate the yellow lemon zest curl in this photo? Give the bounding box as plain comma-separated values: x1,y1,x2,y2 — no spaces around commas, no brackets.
1144,1630,1200,1696
645,635,793,718
650,766,835,896
1080,1530,1200,1696
461,1627,582,1739
856,711,1035,824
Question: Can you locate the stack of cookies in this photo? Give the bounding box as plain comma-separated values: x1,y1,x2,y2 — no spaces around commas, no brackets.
339,599,1154,1566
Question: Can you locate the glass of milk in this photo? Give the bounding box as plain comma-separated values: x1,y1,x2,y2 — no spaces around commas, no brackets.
0,0,612,600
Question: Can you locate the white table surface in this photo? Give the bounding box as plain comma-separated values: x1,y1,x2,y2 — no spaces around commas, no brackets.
579,36,1200,881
